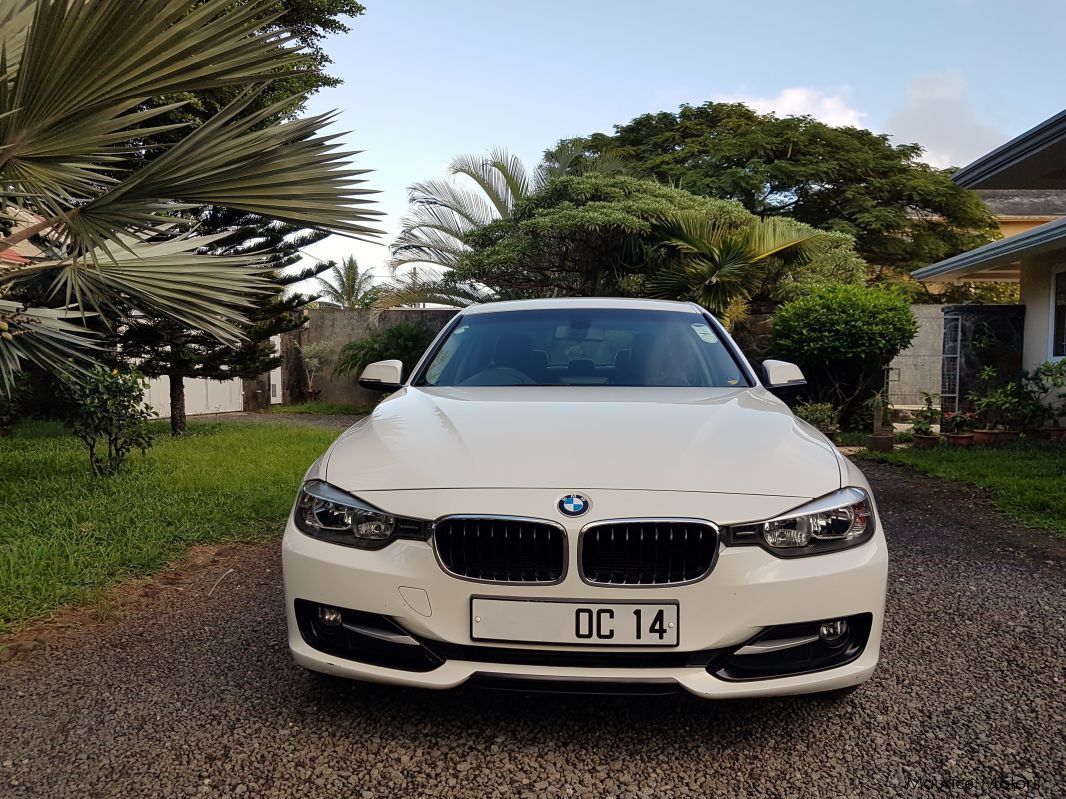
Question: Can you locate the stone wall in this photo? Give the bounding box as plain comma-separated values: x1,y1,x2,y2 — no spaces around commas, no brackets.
283,308,458,406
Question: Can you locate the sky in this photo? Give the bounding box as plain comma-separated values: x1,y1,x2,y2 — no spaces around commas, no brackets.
298,0,1066,282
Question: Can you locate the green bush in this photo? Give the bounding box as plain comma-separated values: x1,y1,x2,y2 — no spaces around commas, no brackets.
793,401,838,432
333,322,437,380
774,284,917,429
65,366,154,476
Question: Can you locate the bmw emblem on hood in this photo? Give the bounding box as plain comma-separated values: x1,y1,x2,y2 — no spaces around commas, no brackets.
558,493,590,517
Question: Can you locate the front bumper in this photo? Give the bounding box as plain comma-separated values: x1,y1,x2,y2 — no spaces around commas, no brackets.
282,488,888,699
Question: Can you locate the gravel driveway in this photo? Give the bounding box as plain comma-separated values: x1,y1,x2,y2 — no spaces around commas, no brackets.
1,461,1063,798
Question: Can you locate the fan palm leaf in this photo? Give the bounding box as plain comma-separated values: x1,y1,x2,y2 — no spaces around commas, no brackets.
650,213,824,323
0,0,381,392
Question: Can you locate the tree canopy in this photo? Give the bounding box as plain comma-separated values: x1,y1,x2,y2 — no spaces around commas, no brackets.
451,175,865,311
578,102,999,276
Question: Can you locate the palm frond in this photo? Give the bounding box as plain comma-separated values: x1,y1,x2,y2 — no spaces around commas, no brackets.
371,269,495,318
0,0,300,190
0,0,35,70
0,298,98,391
55,90,381,255
29,232,274,344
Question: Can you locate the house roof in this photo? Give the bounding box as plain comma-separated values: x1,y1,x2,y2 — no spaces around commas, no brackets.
977,189,1066,219
912,214,1066,282
952,109,1066,189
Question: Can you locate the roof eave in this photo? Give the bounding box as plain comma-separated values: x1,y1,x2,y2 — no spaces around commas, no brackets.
953,109,1066,189
913,215,1066,281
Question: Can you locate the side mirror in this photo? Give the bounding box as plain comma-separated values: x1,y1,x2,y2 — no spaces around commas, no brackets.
761,359,806,389
358,359,404,392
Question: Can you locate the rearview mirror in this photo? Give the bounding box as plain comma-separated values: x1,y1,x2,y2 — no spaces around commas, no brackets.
358,359,404,392
761,359,806,389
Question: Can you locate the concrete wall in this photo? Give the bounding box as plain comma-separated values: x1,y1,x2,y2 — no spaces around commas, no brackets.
285,308,458,406
888,305,944,409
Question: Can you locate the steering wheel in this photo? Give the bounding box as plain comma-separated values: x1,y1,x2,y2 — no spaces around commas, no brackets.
460,366,537,386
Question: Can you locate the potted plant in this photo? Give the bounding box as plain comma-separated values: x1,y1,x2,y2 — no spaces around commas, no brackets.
910,391,940,448
941,411,977,446
969,366,1003,444
866,392,894,452
793,401,839,443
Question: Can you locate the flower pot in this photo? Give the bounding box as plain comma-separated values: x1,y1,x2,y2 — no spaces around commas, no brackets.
972,429,999,445
945,433,974,447
999,430,1021,442
912,433,940,449
866,434,894,452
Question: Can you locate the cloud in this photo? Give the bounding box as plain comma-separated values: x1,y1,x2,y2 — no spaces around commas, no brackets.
883,71,1004,168
713,87,867,128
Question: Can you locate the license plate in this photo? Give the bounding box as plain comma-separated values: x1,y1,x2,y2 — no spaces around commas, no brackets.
470,598,679,647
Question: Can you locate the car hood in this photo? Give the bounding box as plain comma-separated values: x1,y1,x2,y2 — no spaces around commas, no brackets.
322,386,843,498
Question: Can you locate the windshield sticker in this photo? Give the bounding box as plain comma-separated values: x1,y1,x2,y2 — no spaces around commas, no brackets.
691,323,718,344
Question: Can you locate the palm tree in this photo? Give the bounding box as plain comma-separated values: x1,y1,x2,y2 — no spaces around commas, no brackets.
0,0,380,392
388,148,534,272
650,214,824,329
314,256,379,309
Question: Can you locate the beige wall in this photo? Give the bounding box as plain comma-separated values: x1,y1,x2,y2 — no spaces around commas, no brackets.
997,217,1057,239
1020,255,1061,371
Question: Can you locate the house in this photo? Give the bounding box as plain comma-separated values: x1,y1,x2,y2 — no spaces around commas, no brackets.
913,110,1066,372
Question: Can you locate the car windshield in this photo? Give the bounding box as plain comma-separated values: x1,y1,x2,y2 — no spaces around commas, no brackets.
418,308,750,388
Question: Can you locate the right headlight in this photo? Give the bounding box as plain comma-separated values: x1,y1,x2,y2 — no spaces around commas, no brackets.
724,487,874,557
294,480,429,550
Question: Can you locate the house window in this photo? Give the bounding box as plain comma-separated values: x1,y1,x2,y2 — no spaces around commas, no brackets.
1055,268,1066,359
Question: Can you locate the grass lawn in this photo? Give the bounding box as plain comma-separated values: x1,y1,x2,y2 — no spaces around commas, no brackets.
269,400,374,416
862,441,1066,537
0,420,337,634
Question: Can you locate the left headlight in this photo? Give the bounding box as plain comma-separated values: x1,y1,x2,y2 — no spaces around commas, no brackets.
724,487,875,557
294,480,429,549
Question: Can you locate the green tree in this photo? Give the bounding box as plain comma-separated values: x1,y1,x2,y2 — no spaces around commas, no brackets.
578,102,998,276
315,255,380,309
108,0,368,433
376,174,866,315
0,0,379,393
773,284,918,428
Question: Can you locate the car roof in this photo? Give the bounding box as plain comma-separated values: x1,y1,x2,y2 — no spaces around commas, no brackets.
460,297,703,315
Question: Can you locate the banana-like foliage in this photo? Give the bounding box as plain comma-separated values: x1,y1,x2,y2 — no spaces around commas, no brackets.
650,213,824,329
0,0,381,392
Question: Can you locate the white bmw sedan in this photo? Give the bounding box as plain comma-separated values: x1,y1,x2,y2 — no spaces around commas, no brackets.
282,298,887,698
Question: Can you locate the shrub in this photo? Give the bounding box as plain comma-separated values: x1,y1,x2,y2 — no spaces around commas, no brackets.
793,401,838,432
0,379,28,436
333,322,437,379
773,284,917,429
65,366,154,476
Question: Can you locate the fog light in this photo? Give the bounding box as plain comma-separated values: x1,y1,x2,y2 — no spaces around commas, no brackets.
318,606,343,627
819,619,848,646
